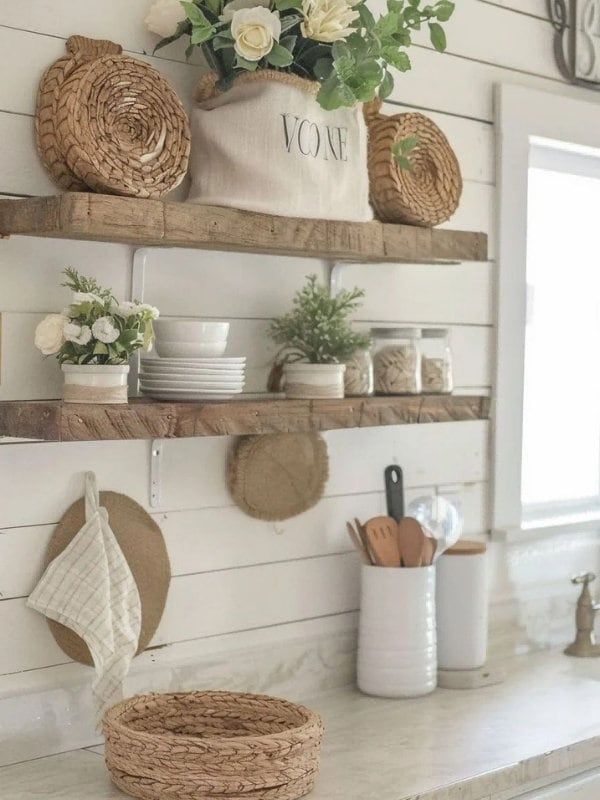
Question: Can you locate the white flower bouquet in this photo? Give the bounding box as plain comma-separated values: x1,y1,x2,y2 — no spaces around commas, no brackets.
146,0,454,109
35,269,159,366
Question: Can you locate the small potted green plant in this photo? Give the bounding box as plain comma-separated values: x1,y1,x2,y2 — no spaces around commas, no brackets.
34,268,159,404
269,274,370,399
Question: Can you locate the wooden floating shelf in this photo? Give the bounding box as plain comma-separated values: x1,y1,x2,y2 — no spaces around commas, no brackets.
0,395,490,443
0,194,488,263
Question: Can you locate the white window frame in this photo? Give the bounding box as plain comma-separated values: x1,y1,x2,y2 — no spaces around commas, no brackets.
493,83,600,538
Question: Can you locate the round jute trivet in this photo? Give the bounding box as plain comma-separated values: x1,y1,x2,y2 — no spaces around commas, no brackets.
103,690,324,800
35,36,123,191
365,99,462,226
44,491,170,666
227,433,329,521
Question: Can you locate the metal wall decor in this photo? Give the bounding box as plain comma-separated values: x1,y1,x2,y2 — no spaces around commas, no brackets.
549,0,600,85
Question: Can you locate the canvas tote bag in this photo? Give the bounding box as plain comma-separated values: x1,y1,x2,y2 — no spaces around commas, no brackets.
187,70,372,222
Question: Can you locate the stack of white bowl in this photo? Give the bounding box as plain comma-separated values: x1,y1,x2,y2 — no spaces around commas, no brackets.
140,319,246,401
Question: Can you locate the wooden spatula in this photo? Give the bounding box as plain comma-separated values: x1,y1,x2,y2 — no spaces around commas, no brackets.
396,517,425,568
420,535,436,567
346,522,372,565
364,516,401,567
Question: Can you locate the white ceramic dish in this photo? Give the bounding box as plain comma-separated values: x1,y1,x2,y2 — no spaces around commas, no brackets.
140,387,242,400
140,379,245,391
154,319,230,343
141,357,245,366
140,364,245,377
155,341,228,359
140,372,244,383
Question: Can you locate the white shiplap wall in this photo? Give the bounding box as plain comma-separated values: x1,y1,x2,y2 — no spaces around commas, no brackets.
0,0,596,730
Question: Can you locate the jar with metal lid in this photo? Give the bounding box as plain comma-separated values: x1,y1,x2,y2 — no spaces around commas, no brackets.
372,328,421,395
421,328,453,394
343,348,374,397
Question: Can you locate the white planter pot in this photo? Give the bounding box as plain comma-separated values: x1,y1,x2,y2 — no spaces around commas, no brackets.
62,364,130,404
357,565,437,698
284,363,346,400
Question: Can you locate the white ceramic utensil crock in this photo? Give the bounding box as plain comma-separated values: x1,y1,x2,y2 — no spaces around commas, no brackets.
357,564,437,698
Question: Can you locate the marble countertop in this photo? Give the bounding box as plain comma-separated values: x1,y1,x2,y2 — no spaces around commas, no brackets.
3,651,600,800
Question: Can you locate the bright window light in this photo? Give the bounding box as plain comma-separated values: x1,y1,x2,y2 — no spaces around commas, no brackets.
522,152,600,517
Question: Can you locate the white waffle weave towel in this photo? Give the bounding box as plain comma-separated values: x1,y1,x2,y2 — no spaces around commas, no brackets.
27,472,142,722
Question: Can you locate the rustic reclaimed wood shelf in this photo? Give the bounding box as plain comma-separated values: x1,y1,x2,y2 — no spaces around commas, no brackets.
0,194,487,263
0,395,489,442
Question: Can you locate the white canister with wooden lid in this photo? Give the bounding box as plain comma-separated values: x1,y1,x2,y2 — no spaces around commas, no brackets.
436,539,488,670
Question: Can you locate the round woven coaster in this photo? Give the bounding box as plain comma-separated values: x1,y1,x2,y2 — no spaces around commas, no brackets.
227,433,329,521
35,36,123,191
44,491,170,666
366,101,462,226
55,53,190,198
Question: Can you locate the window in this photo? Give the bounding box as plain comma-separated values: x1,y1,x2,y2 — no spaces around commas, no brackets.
494,86,600,535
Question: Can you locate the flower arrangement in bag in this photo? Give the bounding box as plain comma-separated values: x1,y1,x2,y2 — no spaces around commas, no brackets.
269,274,370,364
34,269,159,365
146,0,454,109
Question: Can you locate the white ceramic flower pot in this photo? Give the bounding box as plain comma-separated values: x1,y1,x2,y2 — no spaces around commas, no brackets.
283,363,346,400
357,565,437,698
62,365,130,404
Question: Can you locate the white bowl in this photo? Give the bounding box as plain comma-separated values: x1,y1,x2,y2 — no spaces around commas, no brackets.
154,319,230,344
155,341,228,358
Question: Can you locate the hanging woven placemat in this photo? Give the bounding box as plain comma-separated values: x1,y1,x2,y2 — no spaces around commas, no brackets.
227,433,329,521
365,99,462,226
35,36,123,191
43,490,170,666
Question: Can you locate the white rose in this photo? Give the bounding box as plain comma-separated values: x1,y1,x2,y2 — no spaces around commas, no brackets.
113,301,138,318
34,314,68,356
64,322,92,346
72,291,103,305
220,0,270,23
92,316,120,344
301,0,358,42
145,0,187,37
231,7,281,61
138,303,160,320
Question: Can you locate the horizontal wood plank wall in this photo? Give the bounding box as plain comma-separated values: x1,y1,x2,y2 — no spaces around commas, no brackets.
0,0,581,701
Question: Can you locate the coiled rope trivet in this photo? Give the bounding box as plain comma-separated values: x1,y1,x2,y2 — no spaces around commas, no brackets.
36,36,190,198
103,690,324,800
365,99,462,226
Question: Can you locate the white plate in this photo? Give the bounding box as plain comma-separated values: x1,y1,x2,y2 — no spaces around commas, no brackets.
140,380,244,392
140,388,242,400
140,373,244,385
140,367,245,379
142,357,245,367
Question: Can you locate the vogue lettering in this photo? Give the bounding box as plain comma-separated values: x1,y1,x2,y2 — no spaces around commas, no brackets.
281,113,348,161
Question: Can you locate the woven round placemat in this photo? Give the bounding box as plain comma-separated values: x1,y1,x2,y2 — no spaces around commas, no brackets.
35,36,123,191
227,433,329,521
54,52,190,198
103,690,324,800
366,100,462,226
43,491,170,666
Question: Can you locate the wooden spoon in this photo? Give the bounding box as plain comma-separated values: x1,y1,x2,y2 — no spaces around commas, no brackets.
364,516,401,567
354,517,375,565
396,517,425,567
346,522,371,565
420,535,436,567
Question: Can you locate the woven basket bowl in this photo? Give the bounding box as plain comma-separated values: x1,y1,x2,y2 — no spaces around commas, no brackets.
367,107,462,226
103,690,325,800
54,54,190,198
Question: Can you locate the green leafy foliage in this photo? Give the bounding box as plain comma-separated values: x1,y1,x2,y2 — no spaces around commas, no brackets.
151,0,454,109
269,275,371,364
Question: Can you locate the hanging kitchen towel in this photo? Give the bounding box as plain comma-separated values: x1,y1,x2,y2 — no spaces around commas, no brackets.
27,472,142,722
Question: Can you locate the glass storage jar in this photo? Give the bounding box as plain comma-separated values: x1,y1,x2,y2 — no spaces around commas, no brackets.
343,348,374,397
420,328,453,394
372,328,422,395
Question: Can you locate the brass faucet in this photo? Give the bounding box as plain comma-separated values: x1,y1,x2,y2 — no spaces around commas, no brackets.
564,573,600,657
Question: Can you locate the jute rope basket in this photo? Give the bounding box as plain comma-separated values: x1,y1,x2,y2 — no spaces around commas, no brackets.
365,99,462,226
36,36,190,198
103,690,324,800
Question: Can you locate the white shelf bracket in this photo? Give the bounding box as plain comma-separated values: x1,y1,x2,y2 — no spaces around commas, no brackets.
129,248,148,398
329,261,347,296
150,438,163,508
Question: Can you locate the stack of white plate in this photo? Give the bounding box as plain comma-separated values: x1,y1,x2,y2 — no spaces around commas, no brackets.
139,357,246,401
